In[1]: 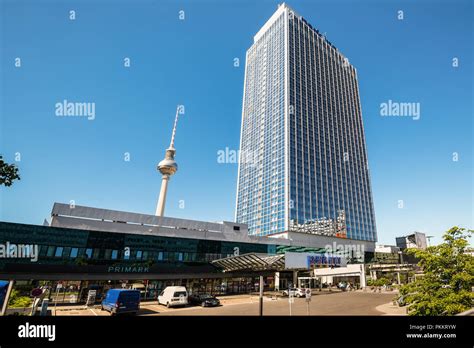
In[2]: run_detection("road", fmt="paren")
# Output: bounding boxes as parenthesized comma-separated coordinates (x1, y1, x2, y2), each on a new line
(57, 291, 400, 316)
(151, 291, 395, 316)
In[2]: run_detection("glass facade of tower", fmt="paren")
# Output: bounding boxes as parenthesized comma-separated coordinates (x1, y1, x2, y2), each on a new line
(236, 4, 377, 242)
(235, 11, 287, 236)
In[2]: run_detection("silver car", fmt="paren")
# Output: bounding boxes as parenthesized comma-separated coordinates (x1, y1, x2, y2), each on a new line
(282, 288, 305, 297)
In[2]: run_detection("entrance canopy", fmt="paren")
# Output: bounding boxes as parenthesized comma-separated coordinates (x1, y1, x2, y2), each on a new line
(212, 252, 347, 273)
(211, 253, 285, 272)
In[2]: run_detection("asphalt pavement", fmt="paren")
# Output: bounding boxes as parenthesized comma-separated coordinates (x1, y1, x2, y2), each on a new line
(55, 290, 401, 316)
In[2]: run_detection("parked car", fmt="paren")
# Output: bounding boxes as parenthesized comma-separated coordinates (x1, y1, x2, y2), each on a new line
(188, 294, 220, 307)
(158, 286, 188, 308)
(282, 288, 305, 297)
(101, 289, 140, 315)
(337, 282, 348, 290)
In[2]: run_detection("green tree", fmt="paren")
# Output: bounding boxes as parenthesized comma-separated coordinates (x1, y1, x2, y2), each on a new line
(8, 289, 32, 308)
(0, 155, 20, 187)
(399, 226, 473, 315)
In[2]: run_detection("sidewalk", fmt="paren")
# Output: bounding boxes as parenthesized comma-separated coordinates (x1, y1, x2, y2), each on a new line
(53, 295, 268, 311)
(46, 289, 347, 312)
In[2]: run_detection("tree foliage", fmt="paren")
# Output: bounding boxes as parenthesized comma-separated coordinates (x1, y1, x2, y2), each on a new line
(0, 155, 20, 187)
(399, 226, 473, 315)
(8, 289, 32, 308)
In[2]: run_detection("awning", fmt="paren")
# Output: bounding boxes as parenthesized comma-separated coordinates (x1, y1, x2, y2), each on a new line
(211, 253, 286, 272)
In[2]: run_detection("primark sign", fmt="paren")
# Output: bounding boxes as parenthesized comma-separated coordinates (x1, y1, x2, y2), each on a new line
(107, 265, 150, 273)
(284, 252, 347, 270)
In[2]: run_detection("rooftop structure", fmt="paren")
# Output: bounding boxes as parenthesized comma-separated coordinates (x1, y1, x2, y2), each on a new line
(395, 232, 427, 251)
(49, 203, 375, 252)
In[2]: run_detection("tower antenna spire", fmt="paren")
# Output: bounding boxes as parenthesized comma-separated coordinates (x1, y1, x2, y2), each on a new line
(169, 106, 180, 149)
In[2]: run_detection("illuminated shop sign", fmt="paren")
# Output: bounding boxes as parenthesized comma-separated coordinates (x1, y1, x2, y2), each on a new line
(107, 266, 150, 273)
(307, 255, 343, 268)
(285, 252, 346, 269)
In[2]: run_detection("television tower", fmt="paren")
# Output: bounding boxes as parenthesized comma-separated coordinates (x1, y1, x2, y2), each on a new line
(155, 106, 180, 216)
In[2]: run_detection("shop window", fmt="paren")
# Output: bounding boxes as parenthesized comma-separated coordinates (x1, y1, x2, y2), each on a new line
(92, 249, 100, 259)
(39, 245, 48, 257)
(70, 248, 79, 258)
(46, 246, 55, 257)
(85, 248, 93, 259)
(104, 249, 112, 259)
(54, 247, 64, 258)
(63, 247, 71, 258)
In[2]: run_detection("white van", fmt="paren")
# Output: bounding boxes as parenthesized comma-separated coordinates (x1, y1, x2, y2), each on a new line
(158, 286, 188, 308)
(130, 283, 146, 297)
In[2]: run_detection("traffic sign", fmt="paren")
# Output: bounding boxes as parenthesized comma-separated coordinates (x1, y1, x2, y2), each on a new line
(305, 289, 312, 315)
(305, 288, 312, 301)
(86, 290, 97, 306)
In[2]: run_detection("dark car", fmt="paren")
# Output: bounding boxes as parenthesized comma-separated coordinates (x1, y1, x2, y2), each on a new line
(188, 294, 220, 307)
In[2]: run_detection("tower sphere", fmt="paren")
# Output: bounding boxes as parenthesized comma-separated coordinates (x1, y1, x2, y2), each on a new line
(158, 157, 178, 176)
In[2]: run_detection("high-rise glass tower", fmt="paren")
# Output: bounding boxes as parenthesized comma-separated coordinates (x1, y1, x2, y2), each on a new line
(235, 3, 377, 242)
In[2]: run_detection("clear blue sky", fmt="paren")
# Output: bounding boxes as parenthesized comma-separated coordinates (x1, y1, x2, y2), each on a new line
(1, 0, 472, 246)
